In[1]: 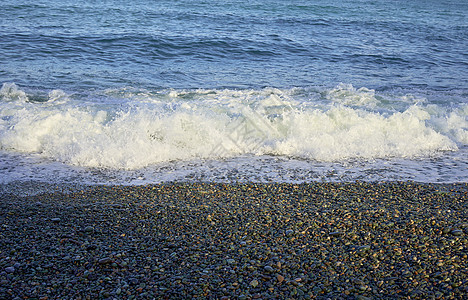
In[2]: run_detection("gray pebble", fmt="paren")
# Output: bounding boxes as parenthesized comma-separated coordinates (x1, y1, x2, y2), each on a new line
(98, 257, 111, 264)
(264, 265, 274, 273)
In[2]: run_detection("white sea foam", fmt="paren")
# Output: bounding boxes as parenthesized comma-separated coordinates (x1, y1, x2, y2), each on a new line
(0, 82, 29, 102)
(0, 83, 465, 170)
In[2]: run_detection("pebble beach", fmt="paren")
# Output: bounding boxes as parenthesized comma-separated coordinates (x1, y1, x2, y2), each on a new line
(0, 182, 467, 300)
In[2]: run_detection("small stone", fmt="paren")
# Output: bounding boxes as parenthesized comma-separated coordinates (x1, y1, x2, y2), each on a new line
(129, 278, 139, 285)
(227, 259, 236, 264)
(276, 274, 285, 283)
(84, 226, 94, 233)
(285, 230, 294, 236)
(5, 267, 15, 273)
(250, 279, 259, 287)
(264, 265, 274, 273)
(329, 231, 343, 237)
(98, 257, 111, 264)
(451, 229, 463, 236)
(238, 295, 247, 300)
(51, 218, 61, 223)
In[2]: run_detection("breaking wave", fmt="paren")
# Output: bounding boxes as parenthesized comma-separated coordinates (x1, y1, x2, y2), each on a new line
(1, 83, 466, 169)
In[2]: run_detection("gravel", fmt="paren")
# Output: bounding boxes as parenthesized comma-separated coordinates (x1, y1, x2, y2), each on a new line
(0, 182, 467, 299)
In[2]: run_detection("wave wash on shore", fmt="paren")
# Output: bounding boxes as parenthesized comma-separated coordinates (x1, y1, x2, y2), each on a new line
(1, 83, 466, 169)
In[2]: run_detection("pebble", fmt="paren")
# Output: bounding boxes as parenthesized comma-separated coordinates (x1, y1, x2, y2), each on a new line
(276, 274, 284, 283)
(5, 267, 15, 273)
(98, 257, 111, 264)
(250, 279, 259, 287)
(264, 265, 274, 273)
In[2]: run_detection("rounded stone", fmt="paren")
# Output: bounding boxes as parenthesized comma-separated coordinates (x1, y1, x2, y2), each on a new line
(250, 279, 259, 287)
(264, 265, 274, 273)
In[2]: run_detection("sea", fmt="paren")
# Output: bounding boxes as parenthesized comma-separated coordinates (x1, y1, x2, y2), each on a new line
(1, 0, 467, 191)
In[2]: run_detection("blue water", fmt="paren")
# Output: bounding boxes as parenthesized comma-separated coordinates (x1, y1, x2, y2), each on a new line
(2, 0, 468, 91)
(1, 0, 467, 187)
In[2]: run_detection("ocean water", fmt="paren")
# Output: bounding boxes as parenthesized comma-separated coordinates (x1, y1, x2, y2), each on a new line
(1, 0, 467, 188)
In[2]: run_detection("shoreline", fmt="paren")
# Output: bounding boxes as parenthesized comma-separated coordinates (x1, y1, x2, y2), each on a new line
(1, 182, 467, 299)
